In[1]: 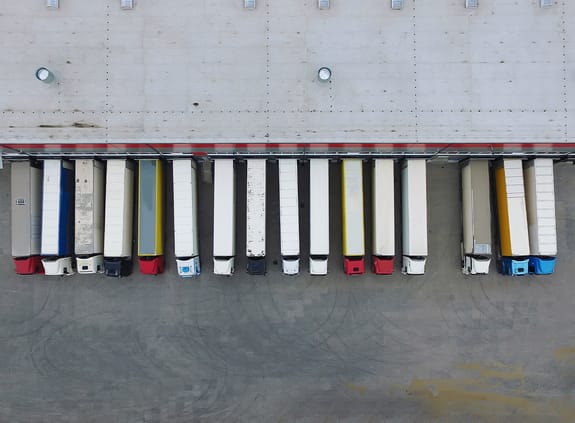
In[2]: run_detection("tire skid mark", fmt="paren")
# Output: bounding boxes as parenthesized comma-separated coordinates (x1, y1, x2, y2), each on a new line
(2, 281, 55, 326)
(0, 309, 60, 341)
(289, 284, 339, 339)
(371, 310, 429, 346)
(247, 280, 356, 376)
(26, 311, 143, 384)
(188, 299, 235, 421)
(132, 328, 181, 382)
(440, 306, 467, 345)
(365, 319, 427, 356)
(285, 286, 353, 371)
(470, 282, 512, 331)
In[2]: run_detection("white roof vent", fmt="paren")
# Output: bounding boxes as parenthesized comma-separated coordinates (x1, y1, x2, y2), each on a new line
(465, 0, 478, 8)
(540, 0, 553, 7)
(121, 0, 133, 9)
(244, 0, 256, 9)
(391, 0, 403, 10)
(46, 0, 58, 9)
(318, 0, 330, 9)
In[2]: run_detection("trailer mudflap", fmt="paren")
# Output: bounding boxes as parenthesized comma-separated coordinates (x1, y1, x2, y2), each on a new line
(14, 256, 43, 275)
(139, 256, 165, 275)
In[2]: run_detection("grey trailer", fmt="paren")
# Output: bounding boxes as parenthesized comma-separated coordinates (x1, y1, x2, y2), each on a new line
(11, 161, 43, 274)
(461, 160, 492, 275)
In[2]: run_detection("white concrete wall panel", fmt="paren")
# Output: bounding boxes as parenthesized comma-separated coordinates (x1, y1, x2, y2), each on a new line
(0, 0, 572, 145)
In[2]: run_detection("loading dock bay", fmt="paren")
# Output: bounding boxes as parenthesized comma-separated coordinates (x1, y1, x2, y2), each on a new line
(0, 160, 574, 421)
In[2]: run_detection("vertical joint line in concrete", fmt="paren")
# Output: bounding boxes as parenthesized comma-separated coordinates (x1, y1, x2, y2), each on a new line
(105, 1, 111, 141)
(329, 81, 334, 112)
(265, 0, 271, 140)
(412, 3, 418, 142)
(561, 1, 568, 141)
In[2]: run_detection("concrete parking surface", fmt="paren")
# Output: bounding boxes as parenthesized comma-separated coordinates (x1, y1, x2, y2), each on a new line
(0, 160, 574, 422)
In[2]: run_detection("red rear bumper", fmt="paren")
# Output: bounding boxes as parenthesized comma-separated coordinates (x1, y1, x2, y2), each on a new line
(14, 256, 43, 275)
(138, 256, 165, 275)
(344, 257, 364, 275)
(372, 257, 394, 275)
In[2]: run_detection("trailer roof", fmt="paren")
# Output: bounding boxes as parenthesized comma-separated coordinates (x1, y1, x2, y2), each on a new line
(0, 1, 573, 149)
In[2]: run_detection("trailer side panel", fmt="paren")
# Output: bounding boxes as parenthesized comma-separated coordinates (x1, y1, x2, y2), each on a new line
(11, 162, 42, 257)
(309, 159, 329, 256)
(138, 160, 164, 256)
(495, 160, 530, 257)
(342, 159, 365, 257)
(213, 159, 236, 258)
(173, 160, 199, 258)
(246, 159, 266, 258)
(524, 159, 557, 256)
(372, 159, 395, 256)
(462, 160, 492, 255)
(401, 159, 428, 257)
(279, 159, 300, 256)
(75, 160, 105, 255)
(104, 160, 134, 258)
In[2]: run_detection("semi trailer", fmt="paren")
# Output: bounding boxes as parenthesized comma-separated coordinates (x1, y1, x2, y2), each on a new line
(104, 159, 135, 277)
(11, 161, 43, 275)
(172, 159, 201, 276)
(524, 158, 557, 275)
(137, 159, 165, 275)
(213, 159, 236, 275)
(279, 159, 300, 275)
(75, 159, 105, 274)
(460, 160, 492, 275)
(246, 159, 267, 275)
(41, 159, 75, 275)
(309, 159, 330, 275)
(341, 159, 365, 275)
(401, 159, 428, 275)
(371, 159, 395, 275)
(494, 159, 530, 276)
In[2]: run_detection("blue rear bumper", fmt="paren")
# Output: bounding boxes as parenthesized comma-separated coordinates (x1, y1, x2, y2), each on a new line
(529, 257, 556, 275)
(501, 257, 529, 276)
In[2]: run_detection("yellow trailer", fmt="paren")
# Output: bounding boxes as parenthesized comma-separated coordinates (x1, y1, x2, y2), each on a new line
(138, 159, 164, 274)
(494, 159, 529, 275)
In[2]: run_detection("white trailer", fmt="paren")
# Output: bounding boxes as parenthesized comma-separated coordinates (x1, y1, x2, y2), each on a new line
(41, 159, 75, 275)
(309, 159, 330, 275)
(75, 159, 105, 274)
(523, 158, 557, 274)
(103, 159, 135, 277)
(401, 159, 428, 275)
(279, 159, 300, 275)
(246, 159, 267, 275)
(342, 159, 365, 275)
(461, 160, 492, 275)
(371, 159, 395, 275)
(213, 159, 236, 275)
(173, 159, 200, 276)
(11, 161, 43, 274)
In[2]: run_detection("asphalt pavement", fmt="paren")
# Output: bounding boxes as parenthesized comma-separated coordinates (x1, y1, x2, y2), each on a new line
(0, 160, 574, 422)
